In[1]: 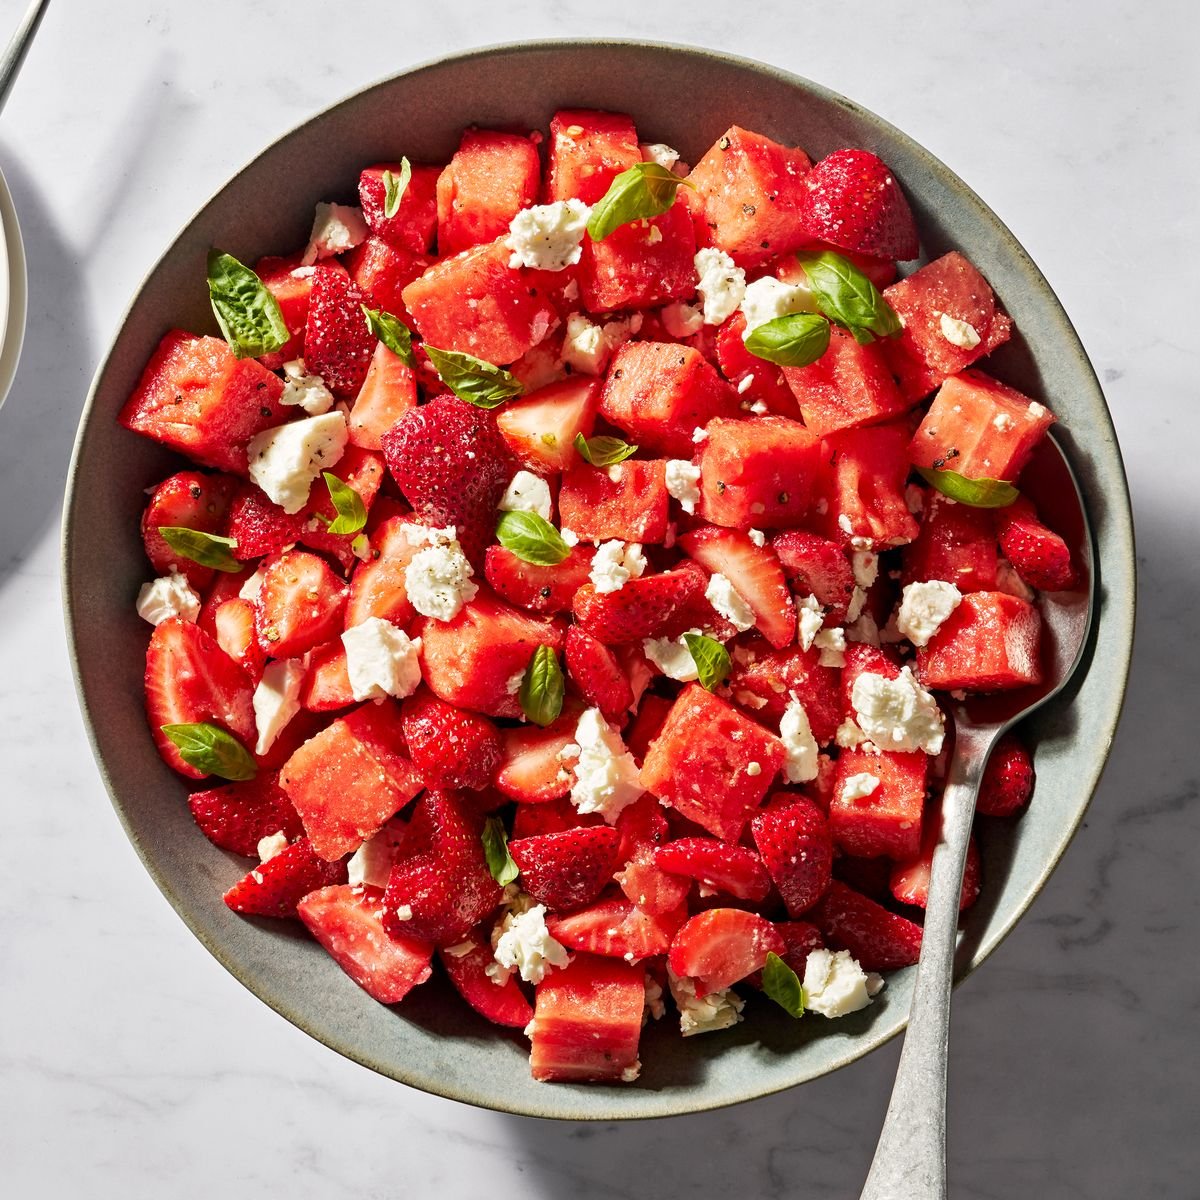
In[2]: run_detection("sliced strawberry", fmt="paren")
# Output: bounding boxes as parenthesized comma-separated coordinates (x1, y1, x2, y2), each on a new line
(996, 496, 1076, 591)
(572, 566, 705, 645)
(298, 884, 433, 1003)
(654, 838, 772, 902)
(299, 640, 355, 712)
(144, 618, 257, 779)
(509, 826, 624, 913)
(303, 264, 377, 400)
(400, 689, 502, 791)
(667, 908, 786, 994)
(678, 526, 796, 649)
(484, 544, 595, 615)
(547, 895, 687, 961)
(511, 796, 604, 839)
(345, 514, 422, 630)
(347, 341, 419, 450)
(223, 837, 348, 919)
(745, 919, 825, 988)
(141, 470, 238, 589)
(492, 706, 581, 804)
(977, 732, 1035, 817)
(211, 597, 267, 680)
(296, 445, 386, 567)
(254, 253, 312, 369)
(255, 549, 348, 658)
(439, 934, 534, 1028)
(564, 626, 634, 722)
(890, 810, 982, 911)
(496, 377, 602, 473)
(188, 772, 304, 857)
(623, 693, 674, 765)
(770, 531, 855, 623)
(811, 880, 923, 971)
(801, 148, 919, 260)
(225, 483, 305, 562)
(750, 795, 834, 917)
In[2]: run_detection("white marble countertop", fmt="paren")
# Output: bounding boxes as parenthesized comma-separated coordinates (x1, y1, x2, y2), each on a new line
(2, 0, 1196, 1195)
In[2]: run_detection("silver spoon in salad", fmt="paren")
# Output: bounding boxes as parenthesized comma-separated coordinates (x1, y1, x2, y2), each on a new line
(859, 432, 1095, 1200)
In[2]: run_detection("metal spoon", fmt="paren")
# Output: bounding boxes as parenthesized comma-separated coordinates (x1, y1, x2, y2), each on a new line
(860, 433, 1095, 1200)
(0, 0, 50, 115)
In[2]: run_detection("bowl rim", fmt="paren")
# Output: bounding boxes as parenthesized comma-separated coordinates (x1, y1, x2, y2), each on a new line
(61, 36, 1136, 1120)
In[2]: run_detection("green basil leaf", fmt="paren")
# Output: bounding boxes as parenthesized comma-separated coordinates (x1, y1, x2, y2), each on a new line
(361, 304, 415, 367)
(320, 471, 368, 535)
(381, 158, 412, 220)
(574, 433, 639, 466)
(496, 510, 571, 566)
(762, 951, 805, 1019)
(160, 723, 257, 781)
(796, 250, 902, 345)
(158, 526, 241, 573)
(423, 345, 523, 409)
(683, 633, 732, 692)
(915, 466, 1020, 509)
(744, 312, 831, 367)
(520, 644, 565, 727)
(586, 162, 695, 242)
(350, 533, 371, 560)
(482, 815, 520, 886)
(206, 250, 289, 359)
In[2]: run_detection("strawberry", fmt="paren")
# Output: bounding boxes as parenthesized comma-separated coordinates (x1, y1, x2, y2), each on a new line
(141, 470, 238, 589)
(299, 641, 355, 712)
(750, 795, 834, 917)
(678, 526, 796, 649)
(623, 693, 674, 765)
(996, 497, 1076, 591)
(770, 531, 855, 623)
(400, 689, 502, 791)
(546, 895, 687, 961)
(223, 837, 348, 919)
(144, 618, 257, 779)
(977, 732, 1035, 817)
(496, 377, 601, 473)
(484, 544, 595, 615)
(255, 549, 348, 658)
(890, 811, 982, 911)
(381, 394, 514, 564)
(298, 884, 433, 1004)
(509, 826, 624, 913)
(611, 794, 691, 915)
(296, 445, 386, 568)
(667, 908, 786, 994)
(511, 797, 604, 839)
(211, 597, 267, 680)
(653, 838, 772, 902)
(225, 483, 305, 562)
(188, 772, 304, 857)
(564, 626, 634, 722)
(801, 148, 919, 261)
(811, 880, 923, 971)
(746, 919, 825, 988)
(492, 705, 582, 804)
(439, 933, 534, 1028)
(358, 162, 440, 254)
(302, 264, 377, 400)
(572, 566, 705, 645)
(344, 515, 422, 630)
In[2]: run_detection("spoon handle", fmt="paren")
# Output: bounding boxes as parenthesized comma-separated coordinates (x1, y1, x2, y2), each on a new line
(859, 724, 995, 1200)
(0, 0, 50, 116)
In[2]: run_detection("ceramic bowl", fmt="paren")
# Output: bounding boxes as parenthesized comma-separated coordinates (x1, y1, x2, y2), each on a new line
(63, 40, 1135, 1120)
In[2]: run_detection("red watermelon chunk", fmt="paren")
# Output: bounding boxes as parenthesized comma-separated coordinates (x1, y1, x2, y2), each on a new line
(714, 312, 801, 418)
(829, 748, 927, 861)
(484, 543, 595, 615)
(437, 128, 541, 255)
(557, 458, 670, 545)
(254, 254, 313, 369)
(141, 470, 238, 590)
(902, 491, 999, 593)
(817, 421, 920, 549)
(579, 201, 697, 312)
(917, 590, 1043, 692)
(725, 636, 841, 744)
(545, 109, 642, 205)
(345, 236, 431, 324)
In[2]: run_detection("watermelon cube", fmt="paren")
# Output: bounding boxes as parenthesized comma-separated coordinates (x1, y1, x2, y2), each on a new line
(714, 312, 801, 418)
(299, 641, 355, 712)
(254, 254, 312, 369)
(557, 458, 670, 545)
(917, 590, 1043, 692)
(641, 684, 786, 841)
(436, 128, 540, 255)
(726, 637, 841, 744)
(817, 421, 920, 548)
(484, 544, 595, 615)
(902, 491, 999, 593)
(600, 341, 739, 456)
(545, 109, 641, 205)
(829, 748, 927, 861)
(347, 342, 418, 450)
(345, 236, 431, 324)
(358, 162, 440, 254)
(495, 376, 601, 472)
(909, 370, 1056, 482)
(697, 415, 822, 529)
(118, 331, 288, 474)
(685, 126, 812, 268)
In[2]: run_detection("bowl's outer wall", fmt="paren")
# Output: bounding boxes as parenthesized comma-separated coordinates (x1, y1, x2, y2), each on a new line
(64, 41, 1134, 1121)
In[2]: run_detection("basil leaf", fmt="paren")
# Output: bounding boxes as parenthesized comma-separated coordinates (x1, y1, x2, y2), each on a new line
(915, 466, 1020, 509)
(796, 250, 902, 345)
(762, 951, 805, 1019)
(586, 162, 695, 241)
(423, 345, 523, 409)
(520, 644, 565, 727)
(683, 633, 732, 692)
(482, 815, 520, 886)
(351, 533, 371, 560)
(381, 158, 412, 220)
(158, 527, 241, 573)
(744, 312, 831, 367)
(320, 472, 367, 535)
(160, 723, 257, 781)
(361, 304, 415, 367)
(206, 250, 289, 359)
(496, 510, 571, 565)
(574, 433, 639, 466)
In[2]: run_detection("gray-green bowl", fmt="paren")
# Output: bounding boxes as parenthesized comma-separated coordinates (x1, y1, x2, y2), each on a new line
(62, 40, 1135, 1120)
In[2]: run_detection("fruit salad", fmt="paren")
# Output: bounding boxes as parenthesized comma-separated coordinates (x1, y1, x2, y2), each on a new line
(118, 109, 1077, 1084)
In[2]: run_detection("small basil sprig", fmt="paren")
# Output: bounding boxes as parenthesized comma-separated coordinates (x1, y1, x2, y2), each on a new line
(795, 250, 901, 345)
(744, 312, 831, 367)
(206, 250, 289, 359)
(683, 633, 732, 692)
(587, 162, 695, 241)
(762, 952, 805, 1018)
(520, 644, 565, 727)
(915, 466, 1020, 509)
(381, 158, 412, 219)
(496, 510, 571, 565)
(161, 723, 257, 781)
(158, 527, 241, 573)
(350, 533, 371, 560)
(361, 304, 415, 367)
(482, 816, 520, 886)
(574, 433, 638, 466)
(423, 346, 523, 409)
(320, 472, 367, 535)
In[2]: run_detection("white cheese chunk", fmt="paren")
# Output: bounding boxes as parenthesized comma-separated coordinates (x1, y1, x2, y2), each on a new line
(780, 696, 819, 783)
(667, 966, 745, 1036)
(301, 202, 368, 265)
(341, 617, 422, 702)
(505, 199, 590, 271)
(851, 667, 945, 755)
(404, 530, 478, 621)
(256, 830, 289, 862)
(842, 772, 881, 801)
(896, 580, 963, 648)
(492, 903, 570, 985)
(252, 658, 305, 755)
(136, 571, 201, 626)
(247, 412, 348, 514)
(739, 276, 816, 337)
(278, 359, 334, 415)
(589, 540, 647, 594)
(705, 572, 755, 631)
(499, 470, 553, 521)
(803, 948, 880, 1018)
(694, 247, 747, 326)
(569, 707, 643, 823)
(938, 312, 981, 350)
(664, 459, 702, 515)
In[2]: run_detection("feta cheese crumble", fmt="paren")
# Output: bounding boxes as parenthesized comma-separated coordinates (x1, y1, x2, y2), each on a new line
(705, 573, 755, 631)
(560, 312, 608, 375)
(257, 830, 289, 863)
(842, 772, 881, 801)
(347, 819, 406, 888)
(692, 426, 709, 444)
(499, 469, 553, 521)
(938, 311, 981, 350)
(505, 199, 590, 271)
(797, 593, 824, 652)
(748, 529, 766, 547)
(252, 658, 305, 755)
(642, 629, 703, 682)
(341, 617, 422, 701)
(667, 967, 745, 1036)
(569, 707, 643, 823)
(492, 903, 570, 985)
(589, 540, 647, 594)
(802, 948, 882, 1018)
(404, 529, 478, 621)
(780, 696, 819, 783)
(661, 301, 704, 338)
(238, 567, 266, 603)
(247, 411, 348, 514)
(664, 459, 702, 515)
(278, 359, 334, 415)
(851, 667, 945, 755)
(136, 571, 201, 626)
(693, 247, 747, 325)
(993, 412, 1016, 433)
(301, 202, 368, 265)
(814, 626, 847, 667)
(896, 580, 962, 648)
(836, 717, 869, 749)
(641, 142, 681, 172)
(739, 276, 815, 338)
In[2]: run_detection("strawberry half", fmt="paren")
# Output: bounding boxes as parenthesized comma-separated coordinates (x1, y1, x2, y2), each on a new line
(484, 544, 595, 615)
(667, 908, 786, 994)
(564, 626, 634, 722)
(225, 483, 305, 562)
(811, 880, 923, 971)
(653, 838, 772, 902)
(745, 919, 825, 988)
(770, 530, 855, 623)
(188, 771, 304, 857)
(572, 566, 705, 645)
(303, 264, 377, 400)
(141, 470, 238, 589)
(890, 810, 982, 912)
(255, 549, 348, 658)
(438, 933, 534, 1028)
(223, 837, 348, 919)
(509, 826, 624, 913)
(400, 689, 502, 791)
(546, 895, 687, 961)
(511, 796, 605, 839)
(977, 732, 1035, 817)
(492, 705, 582, 804)
(996, 497, 1076, 591)
(750, 795, 834, 917)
